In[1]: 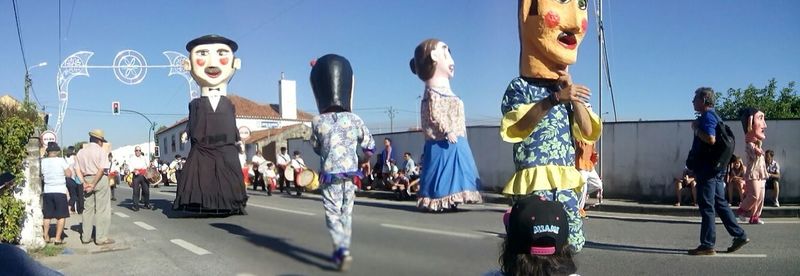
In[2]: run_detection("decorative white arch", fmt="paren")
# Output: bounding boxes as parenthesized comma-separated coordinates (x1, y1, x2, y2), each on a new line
(55, 50, 198, 133)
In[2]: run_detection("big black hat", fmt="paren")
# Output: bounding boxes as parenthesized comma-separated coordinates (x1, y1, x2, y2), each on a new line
(310, 54, 353, 113)
(186, 34, 238, 52)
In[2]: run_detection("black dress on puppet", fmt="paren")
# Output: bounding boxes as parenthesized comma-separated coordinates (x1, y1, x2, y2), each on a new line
(173, 96, 247, 214)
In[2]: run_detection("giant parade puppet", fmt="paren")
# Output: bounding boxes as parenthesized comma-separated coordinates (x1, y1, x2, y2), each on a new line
(737, 108, 768, 224)
(309, 54, 375, 271)
(499, 0, 601, 252)
(173, 34, 248, 215)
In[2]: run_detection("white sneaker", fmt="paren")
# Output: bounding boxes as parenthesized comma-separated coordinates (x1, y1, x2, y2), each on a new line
(338, 251, 352, 272)
(737, 215, 748, 223)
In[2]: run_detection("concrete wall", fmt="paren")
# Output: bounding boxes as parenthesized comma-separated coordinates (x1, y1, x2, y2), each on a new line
(288, 120, 800, 202)
(602, 119, 800, 202)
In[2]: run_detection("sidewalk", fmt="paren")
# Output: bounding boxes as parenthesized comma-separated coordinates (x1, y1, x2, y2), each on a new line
(352, 190, 800, 218)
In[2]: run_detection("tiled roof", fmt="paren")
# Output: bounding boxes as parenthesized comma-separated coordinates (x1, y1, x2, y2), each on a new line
(246, 125, 290, 144)
(228, 94, 314, 120)
(155, 94, 314, 135)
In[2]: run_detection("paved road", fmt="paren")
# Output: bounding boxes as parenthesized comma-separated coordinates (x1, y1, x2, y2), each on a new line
(40, 185, 800, 275)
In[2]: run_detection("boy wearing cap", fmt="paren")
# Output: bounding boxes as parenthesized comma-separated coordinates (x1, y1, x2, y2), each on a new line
(41, 142, 72, 244)
(493, 195, 577, 275)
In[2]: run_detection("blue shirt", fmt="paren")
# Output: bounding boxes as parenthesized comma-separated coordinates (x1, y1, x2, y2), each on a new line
(311, 112, 375, 183)
(689, 109, 722, 173)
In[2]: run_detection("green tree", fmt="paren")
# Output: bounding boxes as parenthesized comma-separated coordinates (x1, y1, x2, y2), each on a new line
(716, 79, 799, 120)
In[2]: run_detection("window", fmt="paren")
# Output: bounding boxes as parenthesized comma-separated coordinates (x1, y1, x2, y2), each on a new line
(171, 134, 176, 152)
(163, 138, 168, 154)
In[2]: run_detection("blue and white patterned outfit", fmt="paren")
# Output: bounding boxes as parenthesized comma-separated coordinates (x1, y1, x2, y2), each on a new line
(500, 77, 602, 252)
(311, 112, 375, 252)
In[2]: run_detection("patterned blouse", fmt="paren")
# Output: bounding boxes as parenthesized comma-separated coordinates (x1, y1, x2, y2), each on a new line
(311, 112, 375, 183)
(499, 77, 602, 193)
(421, 87, 466, 141)
(500, 77, 601, 170)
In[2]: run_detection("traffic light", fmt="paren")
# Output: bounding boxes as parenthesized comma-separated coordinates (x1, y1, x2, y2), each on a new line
(154, 146, 160, 158)
(112, 101, 120, 115)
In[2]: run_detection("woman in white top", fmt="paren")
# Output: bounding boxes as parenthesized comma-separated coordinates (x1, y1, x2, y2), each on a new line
(41, 142, 72, 244)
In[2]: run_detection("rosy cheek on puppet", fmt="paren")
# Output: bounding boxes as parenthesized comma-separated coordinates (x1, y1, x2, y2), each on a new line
(220, 58, 229, 66)
(544, 10, 561, 28)
(196, 59, 206, 66)
(581, 18, 588, 33)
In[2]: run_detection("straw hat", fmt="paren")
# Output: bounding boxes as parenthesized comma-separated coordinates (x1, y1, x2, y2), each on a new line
(89, 129, 107, 142)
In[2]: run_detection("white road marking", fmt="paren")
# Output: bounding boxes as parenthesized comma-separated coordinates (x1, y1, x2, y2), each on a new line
(171, 239, 211, 255)
(133, 221, 157, 231)
(114, 212, 129, 218)
(380, 223, 484, 239)
(248, 203, 316, 216)
(707, 254, 767, 258)
(589, 212, 800, 224)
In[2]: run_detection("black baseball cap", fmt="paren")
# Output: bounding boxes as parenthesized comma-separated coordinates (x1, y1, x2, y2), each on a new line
(505, 195, 570, 256)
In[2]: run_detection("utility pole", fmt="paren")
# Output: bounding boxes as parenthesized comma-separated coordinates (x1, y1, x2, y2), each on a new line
(386, 106, 398, 132)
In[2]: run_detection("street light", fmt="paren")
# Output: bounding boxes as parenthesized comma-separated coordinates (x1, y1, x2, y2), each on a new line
(24, 61, 48, 105)
(28, 62, 48, 71)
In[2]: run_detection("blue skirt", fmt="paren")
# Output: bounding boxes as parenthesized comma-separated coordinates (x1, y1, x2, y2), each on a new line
(418, 137, 483, 211)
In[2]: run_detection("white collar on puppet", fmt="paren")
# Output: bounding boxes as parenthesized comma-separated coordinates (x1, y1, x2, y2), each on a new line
(201, 88, 226, 97)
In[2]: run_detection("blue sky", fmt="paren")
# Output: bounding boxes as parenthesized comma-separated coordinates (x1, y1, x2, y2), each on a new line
(1, 0, 798, 147)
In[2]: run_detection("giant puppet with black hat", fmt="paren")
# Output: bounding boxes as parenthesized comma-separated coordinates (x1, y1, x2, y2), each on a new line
(498, 0, 602, 252)
(173, 34, 247, 215)
(309, 54, 375, 271)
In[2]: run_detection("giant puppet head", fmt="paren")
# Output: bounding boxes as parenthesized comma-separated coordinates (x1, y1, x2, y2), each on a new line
(310, 54, 354, 113)
(739, 107, 767, 142)
(519, 0, 589, 79)
(183, 34, 242, 91)
(410, 38, 454, 82)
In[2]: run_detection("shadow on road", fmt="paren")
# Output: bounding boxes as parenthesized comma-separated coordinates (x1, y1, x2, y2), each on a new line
(209, 223, 334, 271)
(588, 215, 698, 225)
(585, 241, 687, 255)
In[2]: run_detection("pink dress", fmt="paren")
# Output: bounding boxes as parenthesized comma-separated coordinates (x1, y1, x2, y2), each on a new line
(737, 142, 767, 222)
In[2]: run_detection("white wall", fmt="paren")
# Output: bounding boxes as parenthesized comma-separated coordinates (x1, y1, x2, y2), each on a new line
(289, 120, 800, 202)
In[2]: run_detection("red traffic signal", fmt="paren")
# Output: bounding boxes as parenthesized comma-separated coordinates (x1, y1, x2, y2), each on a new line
(112, 101, 120, 115)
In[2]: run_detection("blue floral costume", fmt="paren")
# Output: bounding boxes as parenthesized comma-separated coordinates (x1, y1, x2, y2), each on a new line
(500, 77, 602, 252)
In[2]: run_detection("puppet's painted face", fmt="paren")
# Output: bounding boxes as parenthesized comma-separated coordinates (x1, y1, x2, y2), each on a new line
(519, 0, 588, 78)
(750, 111, 767, 140)
(431, 41, 455, 79)
(186, 43, 240, 87)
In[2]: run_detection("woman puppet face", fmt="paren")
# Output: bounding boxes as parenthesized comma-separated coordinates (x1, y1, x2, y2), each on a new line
(431, 41, 455, 80)
(750, 111, 767, 140)
(519, 0, 588, 77)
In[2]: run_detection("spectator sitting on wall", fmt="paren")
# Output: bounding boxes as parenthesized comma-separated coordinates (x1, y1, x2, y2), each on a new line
(674, 167, 697, 206)
(391, 170, 412, 201)
(764, 149, 781, 207)
(726, 155, 745, 206)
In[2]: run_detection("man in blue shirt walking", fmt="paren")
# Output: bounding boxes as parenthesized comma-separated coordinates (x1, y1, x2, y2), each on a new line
(687, 87, 749, 255)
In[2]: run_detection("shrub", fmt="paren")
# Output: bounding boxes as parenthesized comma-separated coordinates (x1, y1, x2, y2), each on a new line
(0, 102, 42, 243)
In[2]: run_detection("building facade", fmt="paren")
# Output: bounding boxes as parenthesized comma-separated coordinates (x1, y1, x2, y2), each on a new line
(155, 77, 313, 163)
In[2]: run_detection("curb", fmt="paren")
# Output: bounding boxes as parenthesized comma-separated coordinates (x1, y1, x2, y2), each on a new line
(352, 190, 800, 218)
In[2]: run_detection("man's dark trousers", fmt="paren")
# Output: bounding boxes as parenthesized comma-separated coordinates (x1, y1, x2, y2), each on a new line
(132, 174, 150, 207)
(66, 177, 84, 213)
(696, 169, 747, 249)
